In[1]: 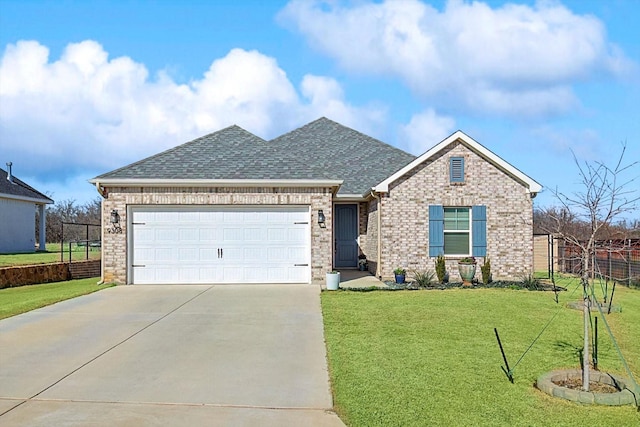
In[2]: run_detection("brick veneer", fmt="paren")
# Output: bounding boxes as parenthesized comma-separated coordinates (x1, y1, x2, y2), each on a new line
(366, 141, 535, 281)
(101, 186, 333, 284)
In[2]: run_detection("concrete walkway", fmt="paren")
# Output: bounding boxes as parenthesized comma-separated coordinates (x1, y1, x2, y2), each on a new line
(0, 285, 345, 426)
(336, 270, 389, 289)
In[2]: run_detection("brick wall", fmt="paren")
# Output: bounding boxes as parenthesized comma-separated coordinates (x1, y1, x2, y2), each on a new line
(69, 260, 102, 280)
(369, 141, 535, 281)
(360, 199, 379, 275)
(101, 186, 333, 284)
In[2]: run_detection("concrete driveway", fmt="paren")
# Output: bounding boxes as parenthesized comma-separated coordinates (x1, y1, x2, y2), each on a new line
(0, 285, 345, 426)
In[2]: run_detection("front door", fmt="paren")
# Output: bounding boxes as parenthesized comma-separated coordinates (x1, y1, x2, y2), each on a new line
(334, 204, 358, 268)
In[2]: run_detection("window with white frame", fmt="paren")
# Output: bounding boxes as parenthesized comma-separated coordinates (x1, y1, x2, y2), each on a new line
(428, 205, 486, 257)
(443, 207, 470, 255)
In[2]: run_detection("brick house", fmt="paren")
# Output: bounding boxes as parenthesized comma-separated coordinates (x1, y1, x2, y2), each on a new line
(90, 118, 541, 285)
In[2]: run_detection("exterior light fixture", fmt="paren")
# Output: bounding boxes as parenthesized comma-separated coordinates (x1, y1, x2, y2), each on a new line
(108, 209, 122, 234)
(318, 209, 326, 228)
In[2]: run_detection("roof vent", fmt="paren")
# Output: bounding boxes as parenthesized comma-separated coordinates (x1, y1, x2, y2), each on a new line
(6, 162, 13, 183)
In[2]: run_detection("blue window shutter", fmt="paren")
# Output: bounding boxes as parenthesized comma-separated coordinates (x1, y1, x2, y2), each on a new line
(429, 205, 444, 256)
(472, 205, 487, 257)
(450, 157, 464, 182)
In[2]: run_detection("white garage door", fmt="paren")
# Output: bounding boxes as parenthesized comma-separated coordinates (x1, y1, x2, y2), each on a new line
(130, 206, 311, 284)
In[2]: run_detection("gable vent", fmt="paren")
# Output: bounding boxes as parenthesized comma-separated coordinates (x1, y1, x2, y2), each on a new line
(450, 157, 464, 183)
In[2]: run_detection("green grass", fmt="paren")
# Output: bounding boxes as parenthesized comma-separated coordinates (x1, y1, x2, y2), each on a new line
(0, 278, 112, 320)
(321, 276, 640, 426)
(0, 243, 101, 267)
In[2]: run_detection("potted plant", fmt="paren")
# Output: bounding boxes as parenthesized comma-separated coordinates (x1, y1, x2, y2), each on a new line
(326, 271, 340, 290)
(394, 267, 406, 284)
(457, 256, 476, 286)
(358, 254, 368, 271)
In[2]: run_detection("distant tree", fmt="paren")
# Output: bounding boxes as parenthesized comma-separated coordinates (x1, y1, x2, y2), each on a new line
(540, 143, 639, 391)
(36, 198, 102, 244)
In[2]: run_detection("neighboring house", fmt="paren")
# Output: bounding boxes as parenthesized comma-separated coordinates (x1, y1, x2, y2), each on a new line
(90, 117, 541, 285)
(0, 163, 54, 253)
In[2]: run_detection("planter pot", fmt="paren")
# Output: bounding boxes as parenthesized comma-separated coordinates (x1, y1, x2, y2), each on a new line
(458, 263, 476, 286)
(394, 274, 406, 284)
(326, 272, 340, 290)
(359, 264, 367, 271)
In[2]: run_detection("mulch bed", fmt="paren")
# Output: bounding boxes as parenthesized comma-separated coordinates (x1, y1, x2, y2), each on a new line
(554, 377, 620, 393)
(381, 281, 566, 291)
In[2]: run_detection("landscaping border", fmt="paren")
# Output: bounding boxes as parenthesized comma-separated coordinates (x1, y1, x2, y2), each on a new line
(536, 369, 637, 406)
(0, 260, 100, 289)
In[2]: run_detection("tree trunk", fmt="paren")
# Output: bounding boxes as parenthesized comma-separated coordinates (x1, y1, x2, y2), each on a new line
(582, 252, 590, 391)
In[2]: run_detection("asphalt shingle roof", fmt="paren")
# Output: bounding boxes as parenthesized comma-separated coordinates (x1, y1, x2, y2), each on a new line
(0, 167, 54, 204)
(94, 117, 417, 195)
(270, 118, 416, 194)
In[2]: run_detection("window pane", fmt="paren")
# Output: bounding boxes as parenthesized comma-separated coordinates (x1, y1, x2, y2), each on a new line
(456, 209, 469, 230)
(444, 208, 469, 231)
(444, 232, 469, 255)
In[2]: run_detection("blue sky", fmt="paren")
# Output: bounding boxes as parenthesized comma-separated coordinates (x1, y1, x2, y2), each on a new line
(1, 0, 638, 215)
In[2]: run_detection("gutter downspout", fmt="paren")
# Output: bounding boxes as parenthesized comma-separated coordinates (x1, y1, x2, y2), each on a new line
(94, 182, 106, 197)
(94, 181, 106, 285)
(370, 190, 382, 278)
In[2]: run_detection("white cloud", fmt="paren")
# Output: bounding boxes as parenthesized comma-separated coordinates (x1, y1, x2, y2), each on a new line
(300, 74, 386, 134)
(279, 0, 635, 117)
(400, 109, 456, 155)
(0, 40, 382, 203)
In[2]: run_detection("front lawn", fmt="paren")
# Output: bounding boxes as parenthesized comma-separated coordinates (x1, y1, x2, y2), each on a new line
(0, 277, 112, 320)
(0, 243, 101, 267)
(322, 278, 640, 426)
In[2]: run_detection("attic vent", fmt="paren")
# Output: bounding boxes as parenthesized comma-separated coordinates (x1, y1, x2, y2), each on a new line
(450, 157, 464, 183)
(6, 162, 13, 183)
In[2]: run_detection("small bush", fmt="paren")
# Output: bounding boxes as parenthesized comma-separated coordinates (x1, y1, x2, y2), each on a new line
(481, 257, 492, 284)
(435, 255, 447, 283)
(412, 270, 437, 288)
(520, 273, 541, 290)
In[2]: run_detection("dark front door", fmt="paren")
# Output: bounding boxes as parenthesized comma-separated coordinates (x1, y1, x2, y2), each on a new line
(334, 204, 358, 268)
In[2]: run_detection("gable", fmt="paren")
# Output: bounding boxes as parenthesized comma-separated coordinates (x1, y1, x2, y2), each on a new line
(374, 130, 541, 196)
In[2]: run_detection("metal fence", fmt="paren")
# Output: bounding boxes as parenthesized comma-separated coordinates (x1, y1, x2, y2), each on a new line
(556, 239, 640, 286)
(60, 222, 101, 263)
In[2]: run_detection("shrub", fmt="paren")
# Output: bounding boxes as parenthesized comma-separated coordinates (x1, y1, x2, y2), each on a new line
(520, 273, 541, 290)
(481, 258, 492, 284)
(394, 267, 406, 275)
(435, 255, 447, 283)
(412, 270, 437, 288)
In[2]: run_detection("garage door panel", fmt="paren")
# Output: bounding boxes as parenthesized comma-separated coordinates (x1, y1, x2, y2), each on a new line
(267, 228, 286, 241)
(155, 212, 178, 223)
(267, 247, 287, 261)
(134, 228, 154, 242)
(199, 228, 220, 241)
(244, 228, 266, 241)
(131, 206, 310, 284)
(179, 228, 199, 241)
(288, 228, 306, 242)
(156, 229, 178, 241)
(178, 248, 198, 261)
(199, 248, 218, 260)
(223, 228, 243, 241)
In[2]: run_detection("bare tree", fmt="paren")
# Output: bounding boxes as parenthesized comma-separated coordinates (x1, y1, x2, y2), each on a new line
(36, 198, 102, 244)
(542, 143, 639, 391)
